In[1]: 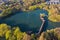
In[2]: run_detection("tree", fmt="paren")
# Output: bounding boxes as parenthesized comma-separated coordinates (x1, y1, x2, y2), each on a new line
(22, 32, 31, 40)
(38, 28, 60, 40)
(29, 5, 37, 10)
(0, 24, 10, 37)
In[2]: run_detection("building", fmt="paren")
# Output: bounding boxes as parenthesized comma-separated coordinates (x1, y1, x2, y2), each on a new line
(0, 0, 4, 4)
(50, 0, 60, 2)
(0, 0, 22, 3)
(2, 0, 9, 2)
(0, 0, 2, 2)
(14, 0, 22, 2)
(46, 0, 60, 4)
(9, 0, 14, 2)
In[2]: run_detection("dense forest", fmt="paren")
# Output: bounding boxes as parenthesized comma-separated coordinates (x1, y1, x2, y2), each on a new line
(0, 23, 35, 40)
(0, 23, 60, 40)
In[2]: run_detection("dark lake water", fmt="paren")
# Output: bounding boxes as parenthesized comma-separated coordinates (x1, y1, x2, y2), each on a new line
(0, 9, 60, 33)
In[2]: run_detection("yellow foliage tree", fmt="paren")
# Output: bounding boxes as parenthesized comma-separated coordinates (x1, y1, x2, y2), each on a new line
(5, 30, 11, 40)
(0, 23, 10, 37)
(29, 5, 37, 10)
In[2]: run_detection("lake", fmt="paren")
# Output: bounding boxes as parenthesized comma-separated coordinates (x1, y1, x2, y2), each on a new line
(0, 9, 60, 33)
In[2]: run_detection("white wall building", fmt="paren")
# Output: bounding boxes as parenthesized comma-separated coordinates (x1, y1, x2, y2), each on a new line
(46, 0, 60, 4)
(0, 0, 22, 3)
(0, 0, 2, 2)
(50, 0, 60, 2)
(0, 0, 4, 4)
